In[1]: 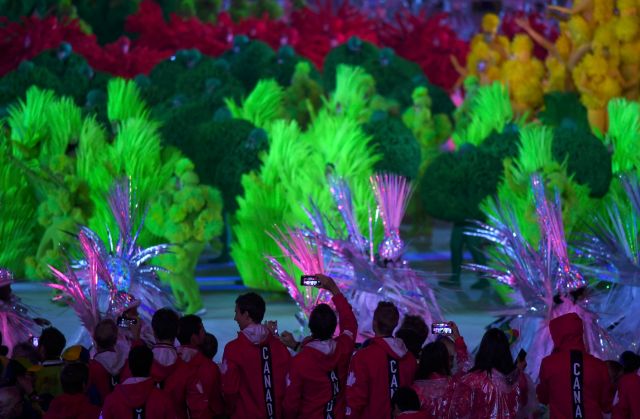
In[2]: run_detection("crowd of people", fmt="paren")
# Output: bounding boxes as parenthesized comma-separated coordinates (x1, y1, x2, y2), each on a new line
(0, 274, 639, 419)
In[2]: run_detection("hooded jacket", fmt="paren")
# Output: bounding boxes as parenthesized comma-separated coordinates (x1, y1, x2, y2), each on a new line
(346, 336, 417, 419)
(283, 293, 358, 419)
(165, 345, 224, 419)
(612, 372, 640, 419)
(88, 348, 127, 406)
(536, 313, 612, 419)
(221, 323, 291, 419)
(43, 393, 100, 419)
(100, 377, 175, 419)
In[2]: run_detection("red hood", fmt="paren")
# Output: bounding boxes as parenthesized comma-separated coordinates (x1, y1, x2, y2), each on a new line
(302, 339, 340, 371)
(372, 336, 410, 359)
(549, 313, 585, 352)
(115, 378, 155, 408)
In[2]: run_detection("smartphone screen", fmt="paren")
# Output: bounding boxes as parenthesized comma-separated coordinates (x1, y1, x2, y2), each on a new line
(300, 275, 321, 286)
(431, 322, 452, 335)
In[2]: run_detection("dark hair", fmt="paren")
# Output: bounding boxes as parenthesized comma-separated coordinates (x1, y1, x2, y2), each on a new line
(417, 341, 451, 379)
(152, 308, 180, 341)
(391, 387, 421, 412)
(619, 351, 640, 373)
(93, 319, 118, 350)
(40, 327, 66, 360)
(12, 341, 40, 364)
(177, 315, 203, 345)
(309, 304, 337, 340)
(396, 315, 428, 358)
(235, 292, 266, 323)
(373, 302, 399, 336)
(201, 333, 219, 360)
(129, 345, 153, 377)
(61, 363, 89, 394)
(472, 328, 515, 376)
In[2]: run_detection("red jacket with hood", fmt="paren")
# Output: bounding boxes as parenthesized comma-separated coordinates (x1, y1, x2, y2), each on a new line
(100, 377, 175, 419)
(283, 293, 358, 419)
(536, 313, 613, 419)
(43, 393, 100, 419)
(612, 372, 640, 419)
(166, 345, 224, 419)
(221, 323, 292, 419)
(345, 336, 417, 419)
(88, 347, 128, 406)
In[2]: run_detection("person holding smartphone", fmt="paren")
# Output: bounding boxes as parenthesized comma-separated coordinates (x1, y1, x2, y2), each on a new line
(281, 274, 358, 419)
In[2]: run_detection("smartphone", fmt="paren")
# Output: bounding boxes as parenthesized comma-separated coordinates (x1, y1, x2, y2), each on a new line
(31, 336, 39, 347)
(301, 275, 321, 287)
(431, 322, 452, 335)
(517, 349, 527, 362)
(117, 316, 138, 329)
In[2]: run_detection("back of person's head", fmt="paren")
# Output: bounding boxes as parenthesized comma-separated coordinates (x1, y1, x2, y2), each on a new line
(417, 340, 451, 379)
(373, 301, 399, 337)
(473, 328, 515, 376)
(152, 308, 180, 342)
(60, 363, 89, 394)
(235, 292, 266, 323)
(0, 386, 22, 419)
(201, 333, 219, 360)
(619, 351, 640, 374)
(395, 315, 428, 358)
(39, 327, 66, 360)
(93, 319, 118, 350)
(129, 345, 153, 378)
(391, 387, 421, 414)
(11, 342, 40, 365)
(309, 304, 338, 340)
(177, 315, 203, 346)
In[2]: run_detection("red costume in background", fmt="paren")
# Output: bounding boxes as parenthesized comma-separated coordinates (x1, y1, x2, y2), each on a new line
(100, 377, 175, 419)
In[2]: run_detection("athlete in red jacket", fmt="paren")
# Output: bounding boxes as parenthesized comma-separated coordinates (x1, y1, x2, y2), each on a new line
(612, 351, 640, 419)
(44, 363, 100, 419)
(221, 292, 292, 419)
(282, 274, 358, 419)
(168, 314, 224, 419)
(101, 345, 176, 419)
(537, 312, 613, 419)
(87, 319, 128, 406)
(346, 301, 418, 419)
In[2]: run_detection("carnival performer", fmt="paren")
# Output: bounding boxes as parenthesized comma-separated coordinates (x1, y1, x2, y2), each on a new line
(0, 268, 46, 356)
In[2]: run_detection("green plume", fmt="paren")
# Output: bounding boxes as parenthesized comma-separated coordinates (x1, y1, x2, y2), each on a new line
(225, 79, 284, 130)
(6, 87, 57, 161)
(107, 78, 149, 123)
(454, 82, 513, 146)
(607, 98, 640, 174)
(325, 65, 376, 122)
(514, 124, 553, 177)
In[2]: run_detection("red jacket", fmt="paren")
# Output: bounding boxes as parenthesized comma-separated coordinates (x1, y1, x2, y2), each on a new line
(101, 377, 176, 419)
(283, 294, 358, 419)
(43, 393, 100, 419)
(167, 345, 224, 419)
(88, 349, 127, 406)
(221, 324, 292, 419)
(396, 412, 428, 418)
(536, 313, 613, 419)
(612, 373, 640, 419)
(346, 336, 418, 419)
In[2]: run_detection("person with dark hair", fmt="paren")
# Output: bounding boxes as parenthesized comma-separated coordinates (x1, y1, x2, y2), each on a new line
(391, 387, 426, 418)
(413, 340, 458, 418)
(201, 333, 218, 361)
(282, 274, 358, 418)
(170, 314, 224, 418)
(222, 292, 291, 418)
(451, 328, 529, 418)
(88, 319, 130, 406)
(395, 316, 429, 360)
(606, 360, 624, 390)
(34, 327, 67, 411)
(536, 313, 612, 419)
(346, 301, 417, 418)
(3, 357, 42, 418)
(149, 308, 180, 386)
(101, 345, 175, 419)
(44, 363, 100, 419)
(612, 351, 640, 419)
